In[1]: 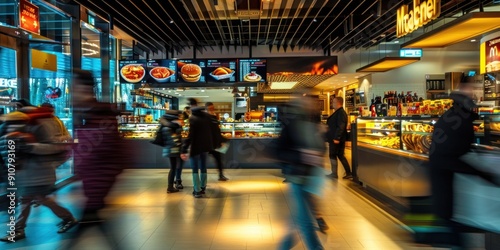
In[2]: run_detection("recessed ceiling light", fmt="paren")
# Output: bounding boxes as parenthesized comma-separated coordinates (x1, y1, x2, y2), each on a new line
(394, 40, 400, 44)
(313, 19, 317, 22)
(201, 89, 205, 92)
(344, 80, 348, 82)
(169, 20, 174, 24)
(470, 39, 477, 42)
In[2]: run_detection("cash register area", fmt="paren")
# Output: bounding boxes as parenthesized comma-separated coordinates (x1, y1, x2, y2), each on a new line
(1, 167, 443, 250)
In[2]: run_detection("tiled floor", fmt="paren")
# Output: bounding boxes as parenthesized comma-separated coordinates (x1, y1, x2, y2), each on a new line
(0, 168, 420, 250)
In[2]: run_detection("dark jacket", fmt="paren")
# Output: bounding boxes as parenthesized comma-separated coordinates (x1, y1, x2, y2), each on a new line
(207, 113, 228, 149)
(160, 117, 183, 157)
(428, 92, 484, 221)
(326, 107, 348, 142)
(182, 107, 214, 156)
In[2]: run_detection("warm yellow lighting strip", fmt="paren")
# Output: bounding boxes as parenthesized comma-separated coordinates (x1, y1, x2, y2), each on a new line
(402, 12, 500, 48)
(356, 57, 421, 72)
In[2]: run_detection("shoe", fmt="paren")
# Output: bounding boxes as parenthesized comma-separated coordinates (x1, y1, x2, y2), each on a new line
(326, 174, 338, 179)
(31, 200, 41, 207)
(167, 188, 179, 193)
(316, 217, 329, 233)
(218, 175, 229, 181)
(175, 180, 183, 189)
(192, 191, 202, 198)
(343, 173, 354, 179)
(0, 231, 25, 242)
(200, 187, 206, 194)
(57, 218, 78, 233)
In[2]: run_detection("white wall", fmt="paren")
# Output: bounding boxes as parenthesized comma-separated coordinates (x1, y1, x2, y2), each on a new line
(337, 45, 480, 100)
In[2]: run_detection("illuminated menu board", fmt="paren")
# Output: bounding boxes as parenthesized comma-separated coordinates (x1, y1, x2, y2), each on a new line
(147, 59, 177, 83)
(119, 60, 147, 84)
(239, 58, 266, 82)
(177, 59, 206, 83)
(205, 59, 237, 82)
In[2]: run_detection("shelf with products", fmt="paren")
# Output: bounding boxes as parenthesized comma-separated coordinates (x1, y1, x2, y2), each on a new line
(118, 123, 159, 139)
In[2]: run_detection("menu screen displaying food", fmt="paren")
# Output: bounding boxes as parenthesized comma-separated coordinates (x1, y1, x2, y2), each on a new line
(206, 59, 237, 82)
(267, 56, 338, 75)
(177, 59, 206, 83)
(484, 73, 500, 100)
(119, 60, 147, 84)
(147, 59, 177, 83)
(239, 59, 266, 82)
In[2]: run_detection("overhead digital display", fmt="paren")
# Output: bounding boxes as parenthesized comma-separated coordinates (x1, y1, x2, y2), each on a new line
(177, 59, 206, 83)
(147, 59, 177, 83)
(206, 59, 237, 82)
(119, 60, 147, 84)
(239, 58, 266, 82)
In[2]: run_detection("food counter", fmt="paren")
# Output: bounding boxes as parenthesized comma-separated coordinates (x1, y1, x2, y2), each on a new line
(117, 122, 281, 168)
(355, 116, 487, 212)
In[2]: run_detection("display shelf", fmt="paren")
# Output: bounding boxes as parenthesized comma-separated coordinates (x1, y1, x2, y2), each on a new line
(358, 128, 399, 132)
(492, 131, 500, 136)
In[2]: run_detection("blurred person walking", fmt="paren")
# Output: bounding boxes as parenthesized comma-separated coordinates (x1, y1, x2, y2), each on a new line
(205, 102, 229, 181)
(181, 98, 213, 198)
(160, 110, 184, 193)
(72, 69, 127, 223)
(276, 97, 326, 250)
(325, 97, 352, 179)
(428, 85, 498, 248)
(0, 104, 77, 242)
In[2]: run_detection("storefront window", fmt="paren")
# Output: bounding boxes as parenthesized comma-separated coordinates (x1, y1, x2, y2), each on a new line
(81, 22, 102, 101)
(0, 0, 17, 28)
(0, 46, 17, 113)
(29, 0, 73, 183)
(110, 35, 117, 101)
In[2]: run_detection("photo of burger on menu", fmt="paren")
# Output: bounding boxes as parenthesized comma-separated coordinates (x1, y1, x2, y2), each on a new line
(177, 59, 206, 83)
(206, 59, 237, 82)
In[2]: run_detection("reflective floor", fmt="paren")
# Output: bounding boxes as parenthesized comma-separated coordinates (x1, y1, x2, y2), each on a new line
(0, 168, 422, 250)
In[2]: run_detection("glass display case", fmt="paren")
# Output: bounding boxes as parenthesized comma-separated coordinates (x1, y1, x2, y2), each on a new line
(222, 122, 281, 138)
(357, 116, 486, 156)
(118, 123, 159, 139)
(119, 121, 281, 140)
(486, 114, 500, 147)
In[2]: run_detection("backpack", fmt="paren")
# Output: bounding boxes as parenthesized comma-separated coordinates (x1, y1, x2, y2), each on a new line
(150, 125, 165, 147)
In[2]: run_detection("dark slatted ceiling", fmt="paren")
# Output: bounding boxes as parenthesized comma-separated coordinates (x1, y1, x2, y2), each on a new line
(74, 0, 495, 54)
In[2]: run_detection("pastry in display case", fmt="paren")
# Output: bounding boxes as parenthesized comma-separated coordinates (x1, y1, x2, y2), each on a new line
(356, 118, 401, 149)
(401, 119, 437, 154)
(487, 115, 500, 146)
(118, 123, 160, 139)
(222, 122, 281, 138)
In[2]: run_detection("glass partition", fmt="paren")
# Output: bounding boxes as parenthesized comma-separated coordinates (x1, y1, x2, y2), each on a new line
(81, 22, 102, 100)
(29, 1, 73, 183)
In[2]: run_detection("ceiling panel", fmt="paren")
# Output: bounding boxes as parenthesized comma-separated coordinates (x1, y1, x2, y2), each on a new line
(74, 0, 496, 53)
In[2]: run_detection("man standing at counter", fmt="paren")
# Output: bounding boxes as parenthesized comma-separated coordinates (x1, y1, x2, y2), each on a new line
(205, 102, 229, 181)
(326, 97, 352, 179)
(181, 98, 214, 198)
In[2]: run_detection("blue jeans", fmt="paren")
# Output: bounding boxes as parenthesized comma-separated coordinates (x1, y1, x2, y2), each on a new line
(190, 152, 208, 192)
(279, 181, 323, 250)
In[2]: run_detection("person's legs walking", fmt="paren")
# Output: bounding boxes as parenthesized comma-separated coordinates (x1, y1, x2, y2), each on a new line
(190, 155, 202, 197)
(211, 150, 228, 181)
(200, 152, 208, 193)
(327, 142, 338, 178)
(37, 195, 77, 233)
(175, 156, 184, 189)
(167, 157, 179, 193)
(336, 141, 352, 179)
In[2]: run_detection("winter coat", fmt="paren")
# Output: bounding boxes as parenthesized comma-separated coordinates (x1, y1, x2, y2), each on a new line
(181, 107, 214, 156)
(207, 113, 228, 149)
(160, 117, 183, 157)
(429, 92, 485, 221)
(0, 108, 71, 194)
(326, 107, 348, 142)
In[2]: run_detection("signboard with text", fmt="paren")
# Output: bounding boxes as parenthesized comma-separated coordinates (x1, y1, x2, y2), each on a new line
(400, 49, 423, 57)
(19, 0, 40, 35)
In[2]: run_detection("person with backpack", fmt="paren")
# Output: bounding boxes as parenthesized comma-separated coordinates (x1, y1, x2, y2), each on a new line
(0, 104, 77, 242)
(159, 110, 185, 193)
(276, 96, 326, 250)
